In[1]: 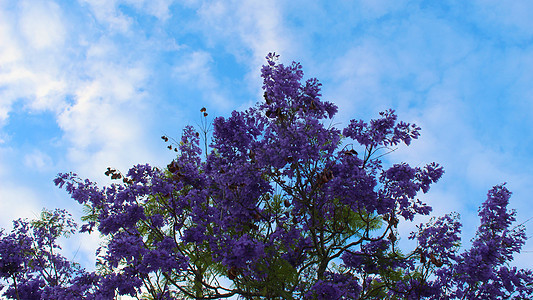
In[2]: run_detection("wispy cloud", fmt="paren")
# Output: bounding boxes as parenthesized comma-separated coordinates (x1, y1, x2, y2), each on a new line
(194, 0, 292, 85)
(23, 150, 53, 171)
(19, 0, 66, 50)
(0, 1, 68, 123)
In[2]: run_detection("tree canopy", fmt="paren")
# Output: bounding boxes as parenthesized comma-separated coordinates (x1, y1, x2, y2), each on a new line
(1, 53, 532, 299)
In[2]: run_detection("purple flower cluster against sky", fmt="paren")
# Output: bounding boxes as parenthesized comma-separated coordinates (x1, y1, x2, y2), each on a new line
(1, 55, 531, 299)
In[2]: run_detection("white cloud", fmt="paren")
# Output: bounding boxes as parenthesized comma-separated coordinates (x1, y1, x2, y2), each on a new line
(196, 0, 292, 78)
(124, 0, 175, 21)
(0, 0, 170, 198)
(173, 51, 231, 110)
(0, 11, 21, 66)
(0, 1, 70, 124)
(24, 150, 53, 171)
(0, 183, 42, 230)
(56, 64, 153, 180)
(79, 0, 133, 33)
(18, 0, 66, 50)
(328, 41, 391, 115)
(80, 0, 175, 33)
(236, 0, 289, 65)
(0, 7, 24, 125)
(60, 230, 102, 272)
(173, 51, 214, 86)
(1, 0, 166, 183)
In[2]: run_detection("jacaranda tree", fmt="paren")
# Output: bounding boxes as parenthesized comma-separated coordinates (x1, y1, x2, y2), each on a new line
(1, 53, 532, 299)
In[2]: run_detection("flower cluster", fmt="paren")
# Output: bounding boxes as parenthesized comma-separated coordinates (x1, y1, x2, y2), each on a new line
(0, 209, 98, 299)
(445, 185, 533, 299)
(1, 54, 531, 299)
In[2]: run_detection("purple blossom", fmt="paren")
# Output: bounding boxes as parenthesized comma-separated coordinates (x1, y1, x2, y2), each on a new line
(410, 212, 462, 264)
(222, 234, 266, 270)
(1, 54, 530, 299)
(305, 280, 342, 300)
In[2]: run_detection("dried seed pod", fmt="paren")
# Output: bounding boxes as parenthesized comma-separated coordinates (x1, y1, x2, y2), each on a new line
(167, 161, 179, 173)
(389, 216, 399, 228)
(228, 266, 239, 280)
(344, 149, 358, 156)
(284, 199, 291, 208)
(430, 253, 443, 267)
(388, 232, 397, 243)
(266, 109, 275, 118)
(263, 92, 272, 104)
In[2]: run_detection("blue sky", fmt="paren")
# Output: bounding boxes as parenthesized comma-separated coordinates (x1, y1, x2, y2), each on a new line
(1, 0, 532, 272)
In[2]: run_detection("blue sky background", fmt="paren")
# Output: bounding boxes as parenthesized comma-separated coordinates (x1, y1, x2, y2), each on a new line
(1, 0, 532, 272)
